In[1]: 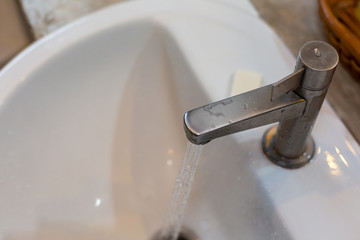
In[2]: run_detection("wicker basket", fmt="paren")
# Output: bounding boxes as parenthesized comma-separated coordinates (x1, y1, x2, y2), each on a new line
(319, 0, 360, 80)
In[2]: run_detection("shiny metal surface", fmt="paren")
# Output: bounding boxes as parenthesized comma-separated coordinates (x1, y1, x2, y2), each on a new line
(295, 41, 339, 90)
(263, 126, 315, 169)
(184, 41, 338, 168)
(184, 85, 306, 145)
(272, 41, 339, 165)
(270, 68, 304, 101)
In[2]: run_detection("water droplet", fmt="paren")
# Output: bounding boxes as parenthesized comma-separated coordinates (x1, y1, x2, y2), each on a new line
(313, 48, 321, 57)
(243, 103, 248, 110)
(228, 120, 232, 124)
(254, 107, 258, 111)
(222, 99, 233, 105)
(204, 105, 212, 111)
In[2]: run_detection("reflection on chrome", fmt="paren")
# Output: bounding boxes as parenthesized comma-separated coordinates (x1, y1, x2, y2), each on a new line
(325, 151, 341, 176)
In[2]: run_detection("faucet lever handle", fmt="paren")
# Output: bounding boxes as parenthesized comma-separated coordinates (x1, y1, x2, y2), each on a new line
(270, 68, 304, 101)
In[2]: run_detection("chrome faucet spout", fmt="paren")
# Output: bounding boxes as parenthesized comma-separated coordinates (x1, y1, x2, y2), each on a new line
(183, 41, 339, 168)
(184, 84, 306, 145)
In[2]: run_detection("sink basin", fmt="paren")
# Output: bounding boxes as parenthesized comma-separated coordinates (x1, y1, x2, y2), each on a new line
(1, 0, 360, 239)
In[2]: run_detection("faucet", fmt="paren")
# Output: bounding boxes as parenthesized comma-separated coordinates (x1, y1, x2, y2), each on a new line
(183, 41, 339, 168)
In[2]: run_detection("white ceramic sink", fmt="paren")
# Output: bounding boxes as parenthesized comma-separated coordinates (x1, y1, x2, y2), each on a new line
(1, 1, 360, 239)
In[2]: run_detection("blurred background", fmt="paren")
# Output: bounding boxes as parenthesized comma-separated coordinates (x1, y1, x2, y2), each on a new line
(1, 0, 359, 142)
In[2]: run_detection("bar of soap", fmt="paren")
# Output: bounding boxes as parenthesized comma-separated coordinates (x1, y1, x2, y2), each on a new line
(230, 70, 263, 96)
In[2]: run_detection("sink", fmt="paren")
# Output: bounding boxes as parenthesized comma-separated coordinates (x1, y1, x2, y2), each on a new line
(1, 0, 360, 239)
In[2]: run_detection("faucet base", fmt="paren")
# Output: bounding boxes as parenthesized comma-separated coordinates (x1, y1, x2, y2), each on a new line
(262, 126, 315, 169)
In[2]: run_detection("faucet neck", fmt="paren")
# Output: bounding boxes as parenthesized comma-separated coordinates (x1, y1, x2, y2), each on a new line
(264, 41, 338, 168)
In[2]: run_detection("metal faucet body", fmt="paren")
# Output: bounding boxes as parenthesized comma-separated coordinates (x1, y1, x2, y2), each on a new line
(183, 41, 339, 168)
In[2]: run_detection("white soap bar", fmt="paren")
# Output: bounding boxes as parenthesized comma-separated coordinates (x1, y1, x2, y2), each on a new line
(230, 70, 262, 96)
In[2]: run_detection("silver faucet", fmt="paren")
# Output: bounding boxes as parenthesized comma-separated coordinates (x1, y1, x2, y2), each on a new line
(183, 41, 339, 168)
